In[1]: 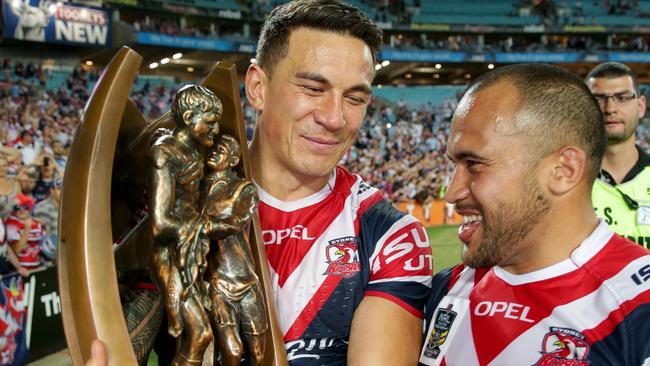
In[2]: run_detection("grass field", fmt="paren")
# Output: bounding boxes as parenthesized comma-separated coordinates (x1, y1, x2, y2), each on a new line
(428, 224, 463, 273)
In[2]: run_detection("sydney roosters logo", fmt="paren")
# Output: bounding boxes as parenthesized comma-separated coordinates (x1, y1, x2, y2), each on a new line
(324, 237, 360, 277)
(534, 327, 590, 365)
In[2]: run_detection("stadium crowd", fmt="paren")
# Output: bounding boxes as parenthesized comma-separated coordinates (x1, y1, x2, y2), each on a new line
(0, 59, 81, 278)
(0, 57, 649, 277)
(343, 96, 458, 204)
(129, 16, 250, 42)
(388, 33, 650, 53)
(122, 15, 650, 54)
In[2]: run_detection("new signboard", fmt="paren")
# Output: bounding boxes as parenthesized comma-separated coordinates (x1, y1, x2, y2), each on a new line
(3, 0, 111, 47)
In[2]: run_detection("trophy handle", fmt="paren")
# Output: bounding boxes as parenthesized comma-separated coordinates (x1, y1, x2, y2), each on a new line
(58, 46, 142, 365)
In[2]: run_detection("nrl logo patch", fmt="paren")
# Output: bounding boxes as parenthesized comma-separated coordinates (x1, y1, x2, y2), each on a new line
(324, 236, 360, 277)
(534, 327, 590, 365)
(423, 304, 457, 360)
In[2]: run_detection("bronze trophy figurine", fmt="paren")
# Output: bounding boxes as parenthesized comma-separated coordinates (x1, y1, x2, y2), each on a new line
(149, 84, 267, 365)
(202, 135, 267, 365)
(58, 47, 286, 365)
(149, 84, 219, 365)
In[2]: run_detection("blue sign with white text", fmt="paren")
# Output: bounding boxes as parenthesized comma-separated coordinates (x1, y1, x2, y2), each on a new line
(378, 50, 592, 63)
(608, 52, 650, 63)
(136, 32, 257, 53)
(2, 0, 111, 47)
(379, 49, 470, 62)
(494, 52, 583, 63)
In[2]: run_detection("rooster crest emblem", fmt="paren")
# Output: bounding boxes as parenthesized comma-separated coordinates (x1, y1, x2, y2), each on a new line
(324, 237, 361, 277)
(534, 327, 590, 366)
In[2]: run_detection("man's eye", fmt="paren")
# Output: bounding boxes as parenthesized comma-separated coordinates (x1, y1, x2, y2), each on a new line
(616, 94, 635, 102)
(466, 160, 481, 171)
(301, 85, 322, 93)
(346, 96, 367, 106)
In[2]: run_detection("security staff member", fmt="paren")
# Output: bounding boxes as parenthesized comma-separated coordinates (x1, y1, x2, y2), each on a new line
(586, 62, 650, 248)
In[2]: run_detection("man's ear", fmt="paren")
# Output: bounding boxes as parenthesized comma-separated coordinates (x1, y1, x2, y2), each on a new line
(638, 94, 646, 120)
(546, 146, 587, 196)
(245, 64, 266, 112)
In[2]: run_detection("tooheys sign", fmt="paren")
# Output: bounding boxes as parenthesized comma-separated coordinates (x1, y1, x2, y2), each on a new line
(2, 0, 111, 47)
(54, 3, 109, 45)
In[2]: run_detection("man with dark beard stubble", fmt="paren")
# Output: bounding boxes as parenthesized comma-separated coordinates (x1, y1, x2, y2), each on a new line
(419, 64, 650, 366)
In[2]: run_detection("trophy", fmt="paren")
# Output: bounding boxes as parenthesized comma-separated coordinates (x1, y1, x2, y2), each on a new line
(57, 46, 287, 365)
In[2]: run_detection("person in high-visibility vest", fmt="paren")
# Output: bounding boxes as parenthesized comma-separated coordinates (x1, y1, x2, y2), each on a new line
(586, 62, 650, 248)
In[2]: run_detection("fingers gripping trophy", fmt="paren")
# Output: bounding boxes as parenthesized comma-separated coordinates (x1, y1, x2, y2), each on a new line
(149, 84, 267, 366)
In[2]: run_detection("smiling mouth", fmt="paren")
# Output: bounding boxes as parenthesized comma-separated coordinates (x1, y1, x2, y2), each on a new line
(303, 136, 340, 149)
(458, 214, 483, 244)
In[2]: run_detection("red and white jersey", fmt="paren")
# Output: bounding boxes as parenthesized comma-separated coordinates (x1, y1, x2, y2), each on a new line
(259, 166, 433, 365)
(421, 221, 650, 366)
(5, 216, 45, 268)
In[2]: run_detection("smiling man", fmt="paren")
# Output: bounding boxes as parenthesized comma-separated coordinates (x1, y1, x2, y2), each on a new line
(245, 1, 433, 364)
(420, 64, 650, 366)
(585, 62, 650, 249)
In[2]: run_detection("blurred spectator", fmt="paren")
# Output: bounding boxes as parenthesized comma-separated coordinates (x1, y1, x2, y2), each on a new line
(51, 140, 68, 173)
(13, 131, 39, 166)
(5, 194, 47, 270)
(0, 156, 21, 219)
(17, 168, 37, 202)
(32, 155, 59, 202)
(0, 214, 28, 277)
(33, 177, 61, 260)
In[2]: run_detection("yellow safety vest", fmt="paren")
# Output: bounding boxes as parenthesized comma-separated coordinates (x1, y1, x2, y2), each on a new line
(592, 166, 650, 249)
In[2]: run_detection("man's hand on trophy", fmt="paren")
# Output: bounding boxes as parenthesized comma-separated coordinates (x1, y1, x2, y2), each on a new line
(84, 340, 107, 366)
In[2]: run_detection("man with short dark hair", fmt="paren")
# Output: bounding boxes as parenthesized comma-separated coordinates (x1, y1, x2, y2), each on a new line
(246, 0, 432, 364)
(585, 62, 650, 248)
(421, 64, 649, 365)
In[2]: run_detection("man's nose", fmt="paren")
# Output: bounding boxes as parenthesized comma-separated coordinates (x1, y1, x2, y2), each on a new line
(601, 98, 617, 115)
(445, 167, 470, 204)
(314, 94, 345, 131)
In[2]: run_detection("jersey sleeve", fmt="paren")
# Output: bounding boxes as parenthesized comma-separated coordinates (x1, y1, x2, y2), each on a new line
(360, 199, 433, 318)
(585, 252, 650, 365)
(625, 302, 650, 366)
